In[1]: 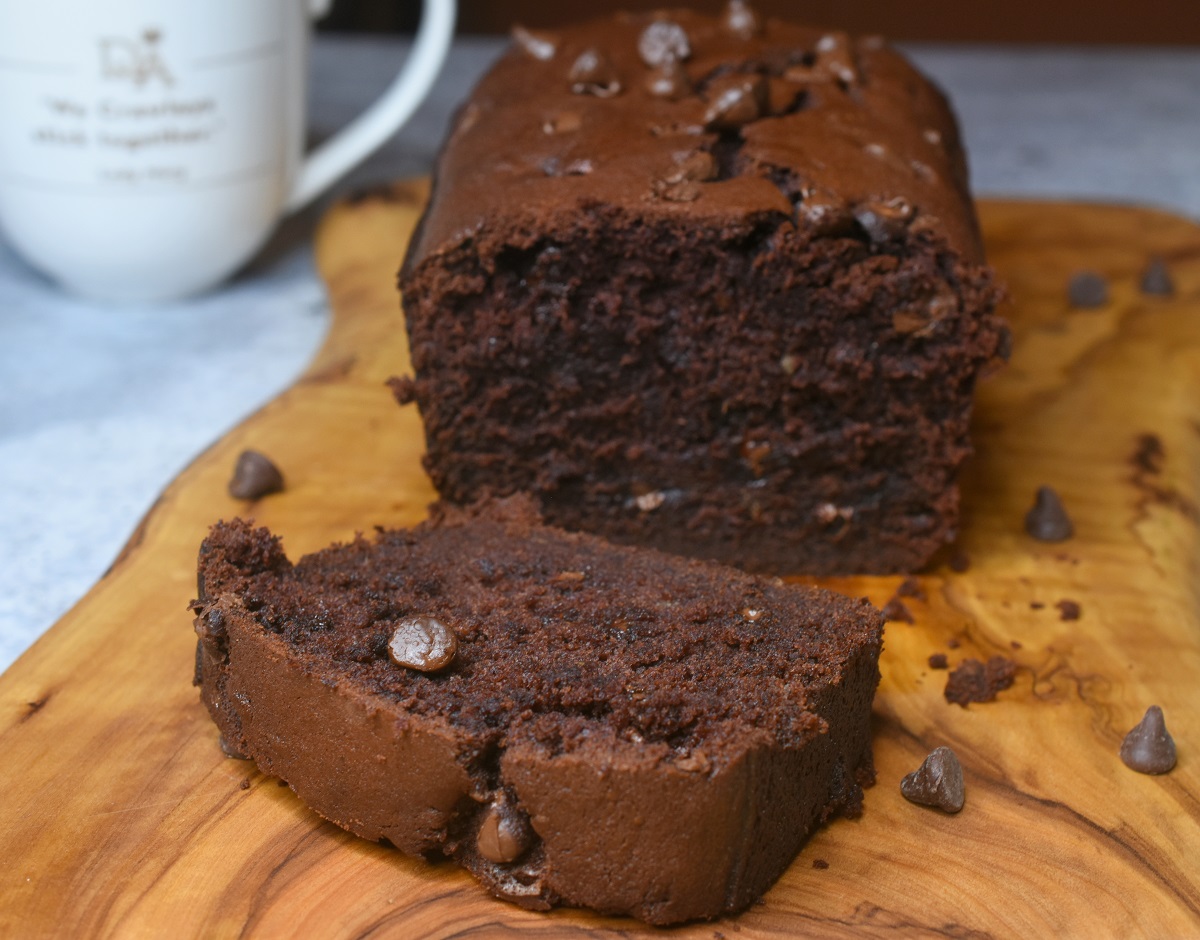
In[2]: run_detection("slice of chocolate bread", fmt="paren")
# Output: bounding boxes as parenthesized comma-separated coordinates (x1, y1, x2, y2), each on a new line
(394, 7, 1008, 575)
(192, 500, 883, 925)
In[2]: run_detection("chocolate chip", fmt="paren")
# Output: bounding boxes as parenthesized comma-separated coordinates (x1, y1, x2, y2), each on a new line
(723, 0, 761, 39)
(900, 746, 965, 813)
(645, 57, 691, 99)
(881, 596, 914, 624)
(219, 734, 249, 760)
(511, 25, 556, 61)
(1140, 257, 1175, 297)
(1120, 705, 1177, 774)
(569, 49, 621, 97)
(1067, 270, 1109, 308)
(665, 149, 717, 184)
(477, 800, 533, 863)
(387, 615, 458, 672)
(944, 656, 1016, 707)
(1055, 599, 1081, 621)
(1024, 486, 1074, 541)
(928, 653, 948, 669)
(638, 20, 691, 68)
(854, 197, 915, 245)
(228, 450, 284, 500)
(674, 749, 711, 773)
(703, 74, 766, 129)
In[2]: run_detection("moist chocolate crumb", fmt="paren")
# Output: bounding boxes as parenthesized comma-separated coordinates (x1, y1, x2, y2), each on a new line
(228, 450, 285, 501)
(948, 551, 971, 573)
(897, 577, 927, 601)
(1067, 270, 1109, 308)
(900, 746, 965, 813)
(881, 596, 914, 624)
(1024, 486, 1074, 541)
(928, 653, 948, 669)
(944, 655, 1016, 707)
(239, 777, 251, 790)
(1120, 705, 1176, 774)
(812, 858, 830, 870)
(388, 615, 459, 673)
(1056, 599, 1081, 621)
(1139, 257, 1175, 298)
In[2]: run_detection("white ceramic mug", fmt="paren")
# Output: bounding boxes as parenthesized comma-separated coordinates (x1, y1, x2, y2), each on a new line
(0, 0, 455, 302)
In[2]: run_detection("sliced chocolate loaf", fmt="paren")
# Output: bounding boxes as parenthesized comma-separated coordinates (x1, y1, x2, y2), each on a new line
(192, 501, 883, 924)
(394, 6, 1008, 575)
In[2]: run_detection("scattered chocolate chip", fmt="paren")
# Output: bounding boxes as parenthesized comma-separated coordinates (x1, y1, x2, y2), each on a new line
(228, 450, 284, 500)
(569, 49, 621, 97)
(1120, 705, 1177, 774)
(542, 110, 582, 134)
(881, 596, 914, 624)
(1139, 257, 1175, 297)
(944, 656, 1016, 707)
(645, 57, 691, 99)
(854, 197, 915, 244)
(901, 746, 965, 813)
(238, 777, 251, 790)
(812, 858, 830, 870)
(703, 73, 767, 129)
(638, 20, 691, 68)
(814, 33, 857, 86)
(1067, 270, 1109, 308)
(897, 577, 926, 601)
(219, 734, 249, 760)
(511, 25, 556, 61)
(723, 0, 761, 39)
(928, 652, 948, 670)
(387, 615, 458, 673)
(477, 800, 533, 864)
(948, 550, 971, 573)
(1024, 486, 1074, 541)
(1056, 599, 1081, 621)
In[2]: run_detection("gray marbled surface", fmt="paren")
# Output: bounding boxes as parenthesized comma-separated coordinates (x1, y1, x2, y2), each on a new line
(2, 36, 1199, 672)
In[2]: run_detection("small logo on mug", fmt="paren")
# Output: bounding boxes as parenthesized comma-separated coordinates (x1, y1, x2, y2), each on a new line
(99, 28, 174, 87)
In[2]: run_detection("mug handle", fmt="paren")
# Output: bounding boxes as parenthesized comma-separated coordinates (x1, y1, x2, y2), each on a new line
(285, 0, 457, 211)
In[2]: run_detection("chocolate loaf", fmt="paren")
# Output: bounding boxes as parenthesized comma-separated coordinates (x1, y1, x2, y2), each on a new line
(394, 7, 1008, 575)
(192, 501, 883, 924)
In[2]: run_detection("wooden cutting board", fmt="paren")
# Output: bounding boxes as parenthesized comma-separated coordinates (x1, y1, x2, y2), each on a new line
(2, 181, 1198, 938)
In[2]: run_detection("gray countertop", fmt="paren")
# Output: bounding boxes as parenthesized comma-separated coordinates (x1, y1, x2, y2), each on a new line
(2, 35, 1199, 673)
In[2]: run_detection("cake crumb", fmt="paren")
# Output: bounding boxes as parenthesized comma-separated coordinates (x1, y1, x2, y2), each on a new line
(239, 778, 251, 790)
(812, 858, 830, 870)
(897, 577, 926, 601)
(928, 652, 948, 669)
(1056, 599, 1081, 621)
(881, 596, 914, 624)
(944, 655, 1016, 707)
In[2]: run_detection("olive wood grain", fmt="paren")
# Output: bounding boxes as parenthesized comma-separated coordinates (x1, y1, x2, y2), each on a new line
(1, 182, 1198, 938)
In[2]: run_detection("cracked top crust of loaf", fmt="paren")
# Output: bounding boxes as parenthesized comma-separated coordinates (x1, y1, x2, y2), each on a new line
(403, 9, 981, 274)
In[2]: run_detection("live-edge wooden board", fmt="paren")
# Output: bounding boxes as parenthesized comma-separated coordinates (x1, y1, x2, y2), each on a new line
(2, 180, 1198, 938)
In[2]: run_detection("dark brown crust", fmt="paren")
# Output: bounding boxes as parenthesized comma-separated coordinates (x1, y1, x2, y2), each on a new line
(192, 507, 883, 924)
(396, 10, 1007, 575)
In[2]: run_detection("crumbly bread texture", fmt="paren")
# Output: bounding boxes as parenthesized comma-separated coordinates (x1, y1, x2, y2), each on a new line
(192, 500, 883, 924)
(394, 8, 1008, 575)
